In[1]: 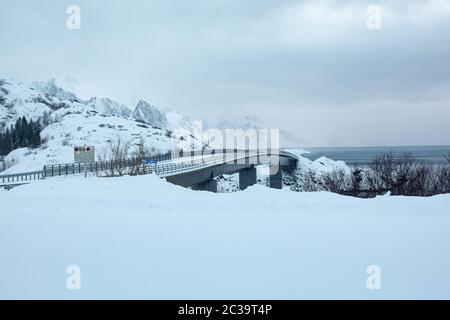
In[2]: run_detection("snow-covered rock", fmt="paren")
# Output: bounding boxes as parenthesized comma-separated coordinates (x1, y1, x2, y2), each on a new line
(30, 79, 79, 102)
(86, 97, 131, 117)
(132, 100, 168, 129)
(307, 156, 350, 174)
(216, 173, 239, 193)
(286, 149, 349, 174)
(280, 149, 352, 192)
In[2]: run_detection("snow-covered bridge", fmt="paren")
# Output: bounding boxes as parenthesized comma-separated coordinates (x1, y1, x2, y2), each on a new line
(163, 149, 298, 192)
(0, 149, 299, 192)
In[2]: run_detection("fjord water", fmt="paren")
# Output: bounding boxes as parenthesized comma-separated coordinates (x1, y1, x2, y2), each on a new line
(302, 145, 450, 167)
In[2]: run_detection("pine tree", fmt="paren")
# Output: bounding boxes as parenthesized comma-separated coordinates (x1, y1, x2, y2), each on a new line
(0, 131, 5, 155)
(0, 117, 43, 156)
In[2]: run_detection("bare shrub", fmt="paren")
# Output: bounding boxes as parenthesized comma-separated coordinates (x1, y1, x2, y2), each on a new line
(365, 152, 419, 195)
(350, 168, 364, 193)
(300, 169, 321, 192)
(128, 136, 150, 176)
(427, 163, 450, 195)
(320, 168, 349, 193)
(284, 168, 319, 192)
(97, 136, 130, 177)
(440, 165, 450, 194)
(366, 152, 397, 191)
(283, 151, 450, 197)
(1, 158, 15, 172)
(364, 151, 450, 197)
(403, 162, 432, 196)
(282, 167, 298, 188)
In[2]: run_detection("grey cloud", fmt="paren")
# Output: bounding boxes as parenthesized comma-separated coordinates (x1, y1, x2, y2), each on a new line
(1, 0, 450, 146)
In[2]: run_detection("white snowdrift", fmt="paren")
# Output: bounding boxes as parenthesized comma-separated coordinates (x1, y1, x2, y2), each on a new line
(1, 174, 450, 299)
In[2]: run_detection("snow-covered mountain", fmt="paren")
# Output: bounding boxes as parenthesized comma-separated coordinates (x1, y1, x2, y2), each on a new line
(0, 79, 74, 132)
(30, 79, 80, 102)
(0, 78, 200, 173)
(132, 100, 168, 129)
(85, 97, 132, 117)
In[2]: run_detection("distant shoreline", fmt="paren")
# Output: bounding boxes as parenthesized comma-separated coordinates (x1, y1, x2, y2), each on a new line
(301, 145, 450, 167)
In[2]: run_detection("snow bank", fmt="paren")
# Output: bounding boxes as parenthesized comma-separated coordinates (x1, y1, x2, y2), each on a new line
(1, 175, 450, 299)
(216, 173, 239, 192)
(287, 148, 350, 174)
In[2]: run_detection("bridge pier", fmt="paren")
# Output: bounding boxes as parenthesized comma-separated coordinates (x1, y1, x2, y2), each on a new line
(191, 179, 218, 193)
(269, 165, 283, 189)
(239, 166, 257, 190)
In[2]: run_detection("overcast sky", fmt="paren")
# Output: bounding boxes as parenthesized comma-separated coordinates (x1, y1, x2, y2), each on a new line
(1, 0, 450, 146)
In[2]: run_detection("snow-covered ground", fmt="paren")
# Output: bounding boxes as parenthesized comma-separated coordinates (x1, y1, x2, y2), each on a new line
(1, 174, 449, 299)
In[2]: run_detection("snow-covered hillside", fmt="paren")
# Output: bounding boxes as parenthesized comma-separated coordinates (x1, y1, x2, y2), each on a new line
(1, 78, 321, 175)
(30, 79, 80, 102)
(3, 111, 197, 173)
(0, 78, 199, 173)
(1, 174, 449, 299)
(0, 79, 60, 131)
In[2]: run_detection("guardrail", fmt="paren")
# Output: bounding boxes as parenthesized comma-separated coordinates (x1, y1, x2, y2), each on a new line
(0, 170, 45, 184)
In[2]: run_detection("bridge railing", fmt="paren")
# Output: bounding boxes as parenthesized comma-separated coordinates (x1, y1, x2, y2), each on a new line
(150, 152, 253, 176)
(42, 152, 173, 178)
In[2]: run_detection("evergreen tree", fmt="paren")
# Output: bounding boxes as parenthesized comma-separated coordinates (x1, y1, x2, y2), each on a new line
(0, 116, 43, 156)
